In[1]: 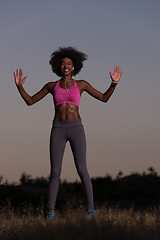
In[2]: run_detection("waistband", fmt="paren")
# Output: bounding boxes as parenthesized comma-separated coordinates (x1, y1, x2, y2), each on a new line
(52, 119, 82, 128)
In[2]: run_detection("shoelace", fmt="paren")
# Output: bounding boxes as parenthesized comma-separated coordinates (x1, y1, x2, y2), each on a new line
(88, 209, 95, 217)
(47, 210, 56, 220)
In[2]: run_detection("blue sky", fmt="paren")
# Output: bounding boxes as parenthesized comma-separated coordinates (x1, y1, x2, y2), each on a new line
(0, 0, 160, 183)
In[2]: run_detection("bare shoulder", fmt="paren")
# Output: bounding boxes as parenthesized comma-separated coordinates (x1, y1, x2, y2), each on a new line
(76, 80, 90, 91)
(45, 81, 57, 94)
(76, 79, 88, 85)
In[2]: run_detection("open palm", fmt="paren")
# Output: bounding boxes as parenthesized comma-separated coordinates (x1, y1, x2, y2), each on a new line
(13, 68, 27, 86)
(109, 65, 123, 83)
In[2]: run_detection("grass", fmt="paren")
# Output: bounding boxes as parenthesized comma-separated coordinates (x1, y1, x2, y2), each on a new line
(1, 203, 160, 240)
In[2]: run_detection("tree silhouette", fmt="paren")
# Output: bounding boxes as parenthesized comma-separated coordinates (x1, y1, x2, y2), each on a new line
(147, 167, 157, 176)
(20, 173, 33, 185)
(116, 171, 123, 179)
(0, 175, 3, 185)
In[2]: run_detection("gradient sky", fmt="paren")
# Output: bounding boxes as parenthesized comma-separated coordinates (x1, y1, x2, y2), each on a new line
(0, 0, 160, 183)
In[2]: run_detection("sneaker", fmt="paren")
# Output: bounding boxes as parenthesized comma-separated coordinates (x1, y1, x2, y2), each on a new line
(47, 210, 56, 220)
(87, 209, 95, 219)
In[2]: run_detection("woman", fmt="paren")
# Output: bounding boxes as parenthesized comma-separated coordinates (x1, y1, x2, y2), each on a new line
(14, 47, 122, 219)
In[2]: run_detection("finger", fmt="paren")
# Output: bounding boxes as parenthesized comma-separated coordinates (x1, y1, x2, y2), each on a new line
(20, 68, 23, 74)
(116, 66, 121, 73)
(16, 68, 18, 76)
(21, 79, 25, 85)
(114, 66, 118, 73)
(116, 65, 119, 72)
(23, 76, 27, 81)
(19, 68, 22, 76)
(21, 76, 27, 85)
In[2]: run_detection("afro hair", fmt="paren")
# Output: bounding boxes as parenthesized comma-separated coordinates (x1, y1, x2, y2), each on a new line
(49, 47, 88, 77)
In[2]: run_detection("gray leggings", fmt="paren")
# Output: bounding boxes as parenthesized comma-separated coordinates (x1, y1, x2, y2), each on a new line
(49, 119, 94, 209)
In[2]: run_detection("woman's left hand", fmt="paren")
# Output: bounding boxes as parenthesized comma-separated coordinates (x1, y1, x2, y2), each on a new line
(109, 65, 123, 83)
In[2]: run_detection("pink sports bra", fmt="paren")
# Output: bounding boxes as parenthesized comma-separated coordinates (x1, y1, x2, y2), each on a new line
(53, 80, 80, 106)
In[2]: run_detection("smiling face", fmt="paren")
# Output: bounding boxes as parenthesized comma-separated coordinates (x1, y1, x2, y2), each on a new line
(60, 57, 74, 76)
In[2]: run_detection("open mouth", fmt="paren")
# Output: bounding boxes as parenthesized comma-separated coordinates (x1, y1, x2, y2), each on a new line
(64, 69, 70, 74)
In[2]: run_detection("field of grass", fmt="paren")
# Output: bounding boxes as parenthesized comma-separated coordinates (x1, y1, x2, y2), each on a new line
(1, 203, 160, 240)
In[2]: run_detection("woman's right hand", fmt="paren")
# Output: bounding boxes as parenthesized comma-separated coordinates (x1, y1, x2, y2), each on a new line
(13, 68, 27, 87)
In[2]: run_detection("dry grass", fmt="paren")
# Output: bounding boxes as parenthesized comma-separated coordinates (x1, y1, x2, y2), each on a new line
(1, 203, 160, 240)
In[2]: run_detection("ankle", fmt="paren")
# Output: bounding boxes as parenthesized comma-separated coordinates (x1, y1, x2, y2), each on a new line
(51, 209, 55, 214)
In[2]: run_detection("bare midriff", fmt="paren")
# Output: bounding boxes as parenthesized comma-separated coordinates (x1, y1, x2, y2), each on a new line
(54, 104, 81, 122)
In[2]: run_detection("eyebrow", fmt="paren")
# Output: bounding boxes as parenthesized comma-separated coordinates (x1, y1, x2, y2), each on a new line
(61, 60, 72, 63)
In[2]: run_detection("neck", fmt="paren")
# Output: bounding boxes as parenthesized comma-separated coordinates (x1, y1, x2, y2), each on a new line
(62, 75, 73, 83)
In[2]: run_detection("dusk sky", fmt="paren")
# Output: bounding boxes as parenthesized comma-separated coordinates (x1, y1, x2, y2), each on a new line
(0, 0, 160, 183)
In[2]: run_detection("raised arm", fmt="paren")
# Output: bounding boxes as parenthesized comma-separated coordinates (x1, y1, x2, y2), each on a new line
(82, 65, 123, 102)
(13, 68, 53, 106)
